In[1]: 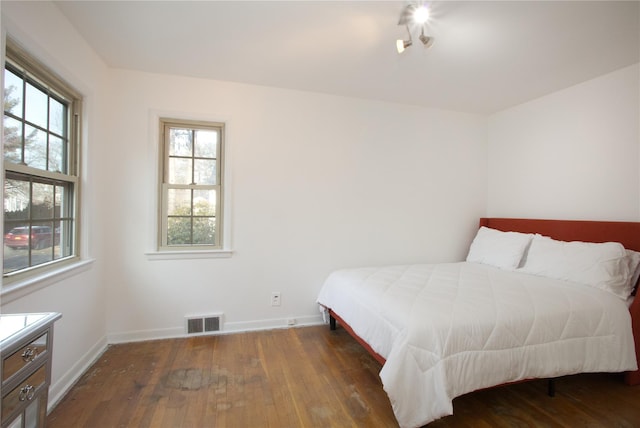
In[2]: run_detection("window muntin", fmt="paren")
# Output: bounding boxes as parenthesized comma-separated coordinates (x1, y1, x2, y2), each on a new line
(160, 120, 224, 250)
(3, 40, 80, 280)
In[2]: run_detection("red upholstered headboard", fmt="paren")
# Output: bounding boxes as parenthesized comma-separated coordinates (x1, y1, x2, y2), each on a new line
(479, 218, 640, 385)
(480, 218, 640, 252)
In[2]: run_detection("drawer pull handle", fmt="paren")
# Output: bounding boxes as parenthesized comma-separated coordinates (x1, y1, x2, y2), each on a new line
(21, 347, 38, 362)
(18, 385, 35, 401)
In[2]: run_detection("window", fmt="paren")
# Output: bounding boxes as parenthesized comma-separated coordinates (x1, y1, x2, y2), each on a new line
(3, 39, 81, 281)
(159, 119, 224, 250)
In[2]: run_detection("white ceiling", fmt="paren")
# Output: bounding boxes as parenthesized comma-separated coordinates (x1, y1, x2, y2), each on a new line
(54, 1, 639, 114)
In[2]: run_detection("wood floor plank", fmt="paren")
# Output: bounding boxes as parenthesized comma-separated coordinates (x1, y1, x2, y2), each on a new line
(48, 325, 640, 427)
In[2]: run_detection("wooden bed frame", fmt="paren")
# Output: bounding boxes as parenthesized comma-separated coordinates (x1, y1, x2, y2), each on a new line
(329, 218, 640, 386)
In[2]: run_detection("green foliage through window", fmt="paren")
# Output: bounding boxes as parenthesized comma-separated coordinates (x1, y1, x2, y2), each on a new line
(160, 119, 224, 249)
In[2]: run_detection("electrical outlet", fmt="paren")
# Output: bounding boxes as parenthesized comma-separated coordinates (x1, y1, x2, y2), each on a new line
(271, 292, 281, 306)
(287, 318, 296, 326)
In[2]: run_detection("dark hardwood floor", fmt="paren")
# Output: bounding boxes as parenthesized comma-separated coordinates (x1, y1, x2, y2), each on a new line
(48, 325, 640, 427)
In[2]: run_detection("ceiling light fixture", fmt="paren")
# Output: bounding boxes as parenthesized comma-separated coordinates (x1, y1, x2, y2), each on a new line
(396, 3, 434, 54)
(396, 24, 413, 54)
(419, 28, 434, 48)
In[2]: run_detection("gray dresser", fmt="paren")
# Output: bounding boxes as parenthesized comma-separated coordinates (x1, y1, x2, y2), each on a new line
(0, 313, 61, 428)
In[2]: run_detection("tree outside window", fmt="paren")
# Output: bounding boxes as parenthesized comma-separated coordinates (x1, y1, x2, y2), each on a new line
(3, 40, 80, 280)
(160, 119, 224, 250)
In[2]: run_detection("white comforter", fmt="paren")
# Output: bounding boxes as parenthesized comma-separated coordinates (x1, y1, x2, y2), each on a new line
(316, 262, 637, 428)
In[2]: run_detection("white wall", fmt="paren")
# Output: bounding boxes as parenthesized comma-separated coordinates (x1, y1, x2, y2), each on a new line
(1, 0, 113, 408)
(103, 69, 488, 340)
(487, 64, 640, 221)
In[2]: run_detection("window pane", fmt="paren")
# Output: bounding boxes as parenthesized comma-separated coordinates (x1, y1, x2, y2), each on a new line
(193, 218, 215, 245)
(52, 220, 62, 259)
(54, 185, 65, 218)
(31, 222, 54, 254)
(49, 98, 65, 135)
(169, 128, 192, 157)
(56, 220, 73, 258)
(4, 224, 31, 249)
(167, 217, 192, 245)
(193, 189, 216, 216)
(32, 182, 54, 219)
(24, 125, 47, 170)
(3, 253, 29, 274)
(3, 223, 30, 274)
(49, 135, 64, 173)
(194, 130, 216, 158)
(4, 179, 29, 218)
(193, 159, 216, 185)
(4, 68, 23, 117)
(4, 115, 23, 164)
(25, 82, 48, 129)
(168, 157, 192, 185)
(167, 188, 191, 215)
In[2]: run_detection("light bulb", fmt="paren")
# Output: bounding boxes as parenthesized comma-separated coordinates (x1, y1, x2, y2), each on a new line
(396, 39, 411, 53)
(413, 6, 430, 24)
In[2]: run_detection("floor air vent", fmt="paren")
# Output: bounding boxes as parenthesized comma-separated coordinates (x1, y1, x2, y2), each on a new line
(185, 314, 223, 335)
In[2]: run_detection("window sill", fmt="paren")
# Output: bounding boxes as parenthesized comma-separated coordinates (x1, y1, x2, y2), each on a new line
(1, 258, 95, 304)
(145, 249, 234, 261)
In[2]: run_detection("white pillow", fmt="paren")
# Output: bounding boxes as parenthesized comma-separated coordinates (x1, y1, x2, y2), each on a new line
(466, 226, 533, 270)
(626, 250, 640, 296)
(519, 234, 631, 299)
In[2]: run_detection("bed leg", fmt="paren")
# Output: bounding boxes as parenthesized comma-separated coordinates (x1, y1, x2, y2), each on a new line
(330, 314, 336, 331)
(547, 379, 555, 397)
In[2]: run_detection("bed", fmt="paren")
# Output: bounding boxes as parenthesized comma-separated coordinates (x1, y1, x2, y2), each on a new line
(316, 218, 640, 428)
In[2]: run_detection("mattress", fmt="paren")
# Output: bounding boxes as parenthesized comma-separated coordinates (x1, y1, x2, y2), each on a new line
(316, 261, 637, 428)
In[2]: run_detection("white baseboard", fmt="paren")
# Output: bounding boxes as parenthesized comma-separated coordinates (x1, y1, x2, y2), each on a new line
(224, 314, 325, 333)
(107, 314, 325, 344)
(107, 326, 184, 344)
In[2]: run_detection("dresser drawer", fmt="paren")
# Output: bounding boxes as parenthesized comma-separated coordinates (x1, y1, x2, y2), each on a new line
(1, 365, 46, 425)
(2, 332, 48, 383)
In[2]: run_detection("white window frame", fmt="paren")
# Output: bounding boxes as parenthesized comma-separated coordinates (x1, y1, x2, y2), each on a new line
(158, 118, 226, 253)
(2, 38, 82, 286)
